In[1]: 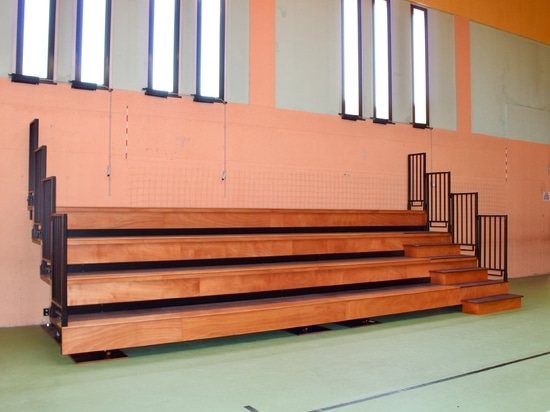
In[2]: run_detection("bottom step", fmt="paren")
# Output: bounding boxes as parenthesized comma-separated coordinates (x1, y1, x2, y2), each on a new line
(60, 284, 461, 355)
(462, 294, 523, 315)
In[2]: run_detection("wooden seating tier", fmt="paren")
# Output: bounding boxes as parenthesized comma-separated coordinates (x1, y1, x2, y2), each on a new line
(45, 207, 513, 356)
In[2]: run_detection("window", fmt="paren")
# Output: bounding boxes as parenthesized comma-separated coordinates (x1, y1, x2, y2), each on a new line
(372, 0, 391, 122)
(75, 0, 111, 88)
(195, 0, 225, 102)
(341, 0, 362, 119)
(15, 0, 56, 81)
(411, 5, 429, 126)
(147, 0, 180, 95)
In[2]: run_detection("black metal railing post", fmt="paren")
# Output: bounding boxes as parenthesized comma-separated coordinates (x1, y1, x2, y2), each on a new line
(28, 119, 39, 219)
(407, 153, 426, 211)
(40, 177, 56, 276)
(425, 171, 451, 231)
(32, 145, 47, 241)
(450, 192, 478, 254)
(477, 215, 508, 281)
(50, 213, 68, 327)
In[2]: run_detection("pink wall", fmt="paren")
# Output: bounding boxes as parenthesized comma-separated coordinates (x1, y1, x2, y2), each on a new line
(0, 5, 549, 326)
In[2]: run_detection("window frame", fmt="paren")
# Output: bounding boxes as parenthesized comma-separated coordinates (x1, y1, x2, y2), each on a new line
(195, 0, 226, 102)
(74, 0, 112, 89)
(146, 0, 181, 97)
(411, 5, 429, 127)
(372, 0, 392, 123)
(14, 0, 57, 83)
(340, 0, 363, 120)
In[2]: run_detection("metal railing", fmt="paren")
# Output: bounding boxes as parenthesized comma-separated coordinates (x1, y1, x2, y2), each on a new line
(27, 118, 48, 241)
(27, 119, 39, 217)
(407, 153, 508, 280)
(408, 153, 426, 211)
(50, 213, 68, 327)
(450, 192, 478, 254)
(478, 215, 508, 280)
(425, 171, 451, 231)
(31, 146, 47, 241)
(40, 177, 56, 275)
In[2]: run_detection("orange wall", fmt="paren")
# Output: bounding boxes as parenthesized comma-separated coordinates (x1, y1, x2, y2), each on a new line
(1, 0, 549, 326)
(417, 0, 550, 46)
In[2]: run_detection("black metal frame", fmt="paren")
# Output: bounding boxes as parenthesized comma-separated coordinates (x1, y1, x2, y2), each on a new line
(407, 152, 508, 280)
(450, 192, 478, 254)
(407, 152, 426, 211)
(40, 177, 56, 276)
(27, 119, 39, 218)
(50, 213, 68, 327)
(33, 146, 47, 239)
(425, 171, 451, 231)
(478, 215, 508, 280)
(31, 146, 47, 241)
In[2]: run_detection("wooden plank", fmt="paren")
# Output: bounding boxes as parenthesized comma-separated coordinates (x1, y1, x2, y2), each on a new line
(66, 232, 451, 265)
(60, 284, 460, 354)
(458, 280, 509, 301)
(430, 267, 488, 284)
(404, 243, 461, 257)
(67, 256, 479, 305)
(462, 294, 522, 315)
(56, 207, 427, 230)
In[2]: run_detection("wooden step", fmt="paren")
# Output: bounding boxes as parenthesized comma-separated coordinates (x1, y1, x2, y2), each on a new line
(430, 267, 488, 284)
(462, 294, 523, 315)
(67, 255, 479, 305)
(404, 243, 461, 257)
(57, 207, 427, 230)
(59, 284, 461, 355)
(457, 280, 510, 300)
(66, 232, 451, 265)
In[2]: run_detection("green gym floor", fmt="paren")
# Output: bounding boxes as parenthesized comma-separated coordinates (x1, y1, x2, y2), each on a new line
(1, 275, 549, 412)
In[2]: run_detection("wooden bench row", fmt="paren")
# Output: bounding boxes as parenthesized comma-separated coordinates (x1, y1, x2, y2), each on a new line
(39, 207, 517, 356)
(61, 281, 509, 355)
(56, 207, 428, 230)
(66, 232, 451, 265)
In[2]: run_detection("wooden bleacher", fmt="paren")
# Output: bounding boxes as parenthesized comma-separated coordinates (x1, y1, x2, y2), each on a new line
(27, 119, 521, 359)
(45, 207, 511, 356)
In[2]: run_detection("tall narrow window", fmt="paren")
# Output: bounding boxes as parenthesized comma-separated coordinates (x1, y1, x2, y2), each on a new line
(341, 0, 362, 119)
(147, 0, 180, 95)
(372, 0, 391, 122)
(15, 0, 56, 81)
(196, 0, 225, 101)
(75, 0, 111, 88)
(411, 5, 429, 126)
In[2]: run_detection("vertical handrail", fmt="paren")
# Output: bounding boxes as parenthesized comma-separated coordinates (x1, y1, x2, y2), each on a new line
(28, 119, 39, 218)
(450, 192, 478, 253)
(50, 213, 68, 327)
(477, 215, 508, 281)
(41, 177, 56, 276)
(407, 153, 426, 211)
(32, 145, 47, 240)
(425, 171, 451, 231)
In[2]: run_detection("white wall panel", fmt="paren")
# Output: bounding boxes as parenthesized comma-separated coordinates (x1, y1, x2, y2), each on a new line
(471, 22, 550, 143)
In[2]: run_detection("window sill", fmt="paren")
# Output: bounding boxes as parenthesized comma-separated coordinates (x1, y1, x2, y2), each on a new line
(10, 73, 56, 85)
(143, 88, 181, 98)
